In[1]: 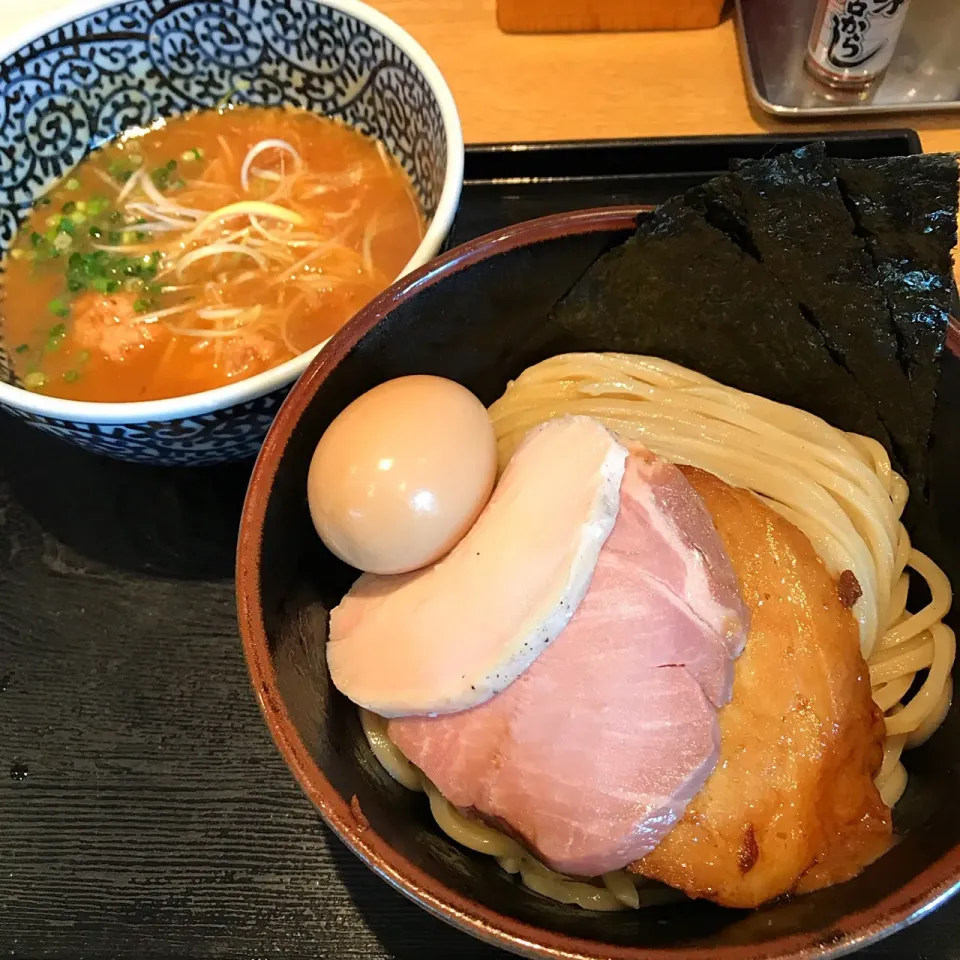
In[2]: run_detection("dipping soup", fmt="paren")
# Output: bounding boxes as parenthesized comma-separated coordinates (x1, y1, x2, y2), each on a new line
(2, 105, 425, 402)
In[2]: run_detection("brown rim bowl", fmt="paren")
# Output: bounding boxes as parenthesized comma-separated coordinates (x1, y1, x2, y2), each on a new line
(236, 206, 960, 960)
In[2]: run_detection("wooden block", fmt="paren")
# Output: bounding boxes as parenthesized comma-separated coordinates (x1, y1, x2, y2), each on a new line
(497, 0, 727, 33)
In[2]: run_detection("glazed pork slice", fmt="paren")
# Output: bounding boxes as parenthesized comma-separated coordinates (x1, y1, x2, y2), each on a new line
(634, 468, 892, 907)
(389, 452, 748, 877)
(327, 416, 627, 717)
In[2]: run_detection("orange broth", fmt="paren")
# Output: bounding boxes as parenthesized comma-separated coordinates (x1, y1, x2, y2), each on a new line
(3, 106, 425, 402)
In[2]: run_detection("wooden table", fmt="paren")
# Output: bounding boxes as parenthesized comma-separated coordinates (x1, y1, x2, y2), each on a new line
(9, 0, 960, 152)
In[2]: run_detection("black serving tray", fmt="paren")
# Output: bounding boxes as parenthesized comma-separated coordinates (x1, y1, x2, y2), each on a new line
(0, 129, 949, 960)
(446, 129, 921, 246)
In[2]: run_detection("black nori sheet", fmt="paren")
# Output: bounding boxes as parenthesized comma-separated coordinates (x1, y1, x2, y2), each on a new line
(709, 144, 923, 486)
(834, 154, 958, 453)
(547, 197, 889, 444)
(684, 176, 753, 257)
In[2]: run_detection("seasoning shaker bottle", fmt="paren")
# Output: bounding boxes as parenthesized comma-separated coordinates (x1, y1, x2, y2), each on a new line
(805, 0, 912, 89)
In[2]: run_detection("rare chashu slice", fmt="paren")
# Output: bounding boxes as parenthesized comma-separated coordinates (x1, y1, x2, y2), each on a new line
(389, 451, 749, 876)
(327, 416, 627, 717)
(633, 467, 892, 907)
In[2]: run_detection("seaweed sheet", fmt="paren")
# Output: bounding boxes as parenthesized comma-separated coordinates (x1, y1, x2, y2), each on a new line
(547, 198, 888, 445)
(834, 154, 958, 449)
(684, 176, 753, 257)
(690, 145, 923, 487)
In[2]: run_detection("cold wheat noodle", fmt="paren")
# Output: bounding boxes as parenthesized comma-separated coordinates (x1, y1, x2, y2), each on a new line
(360, 352, 954, 909)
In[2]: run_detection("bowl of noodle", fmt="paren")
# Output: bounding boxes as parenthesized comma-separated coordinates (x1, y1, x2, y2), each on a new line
(0, 0, 462, 465)
(237, 154, 960, 960)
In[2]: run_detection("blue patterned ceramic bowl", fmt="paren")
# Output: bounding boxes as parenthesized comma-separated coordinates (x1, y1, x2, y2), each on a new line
(0, 0, 463, 465)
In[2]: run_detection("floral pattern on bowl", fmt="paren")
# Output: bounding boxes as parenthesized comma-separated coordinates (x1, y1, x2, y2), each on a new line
(0, 0, 460, 465)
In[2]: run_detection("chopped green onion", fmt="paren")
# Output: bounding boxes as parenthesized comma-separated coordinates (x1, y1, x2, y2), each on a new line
(65, 178, 80, 192)
(107, 231, 122, 245)
(38, 197, 52, 207)
(133, 298, 151, 313)
(108, 159, 133, 184)
(24, 371, 47, 391)
(58, 217, 76, 236)
(14, 344, 29, 354)
(150, 159, 180, 191)
(62, 201, 77, 215)
(215, 77, 252, 109)
(48, 300, 69, 318)
(182, 147, 204, 162)
(30, 232, 43, 248)
(88, 196, 110, 216)
(129, 154, 143, 167)
(63, 369, 80, 383)
(53, 234, 73, 252)
(89, 226, 103, 240)
(63, 249, 164, 305)
(47, 323, 67, 350)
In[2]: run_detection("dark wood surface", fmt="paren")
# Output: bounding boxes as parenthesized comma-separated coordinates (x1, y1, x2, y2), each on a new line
(2, 132, 958, 959)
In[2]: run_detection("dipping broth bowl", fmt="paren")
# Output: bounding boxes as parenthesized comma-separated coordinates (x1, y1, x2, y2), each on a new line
(0, 0, 462, 465)
(236, 206, 960, 960)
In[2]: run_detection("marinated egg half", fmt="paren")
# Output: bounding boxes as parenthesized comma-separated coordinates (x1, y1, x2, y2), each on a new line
(307, 375, 497, 574)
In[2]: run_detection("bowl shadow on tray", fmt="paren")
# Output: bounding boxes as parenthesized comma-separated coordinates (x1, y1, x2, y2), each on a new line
(0, 409, 251, 580)
(253, 217, 960, 956)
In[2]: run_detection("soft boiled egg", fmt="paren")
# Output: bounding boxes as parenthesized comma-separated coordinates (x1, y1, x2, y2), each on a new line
(307, 375, 497, 575)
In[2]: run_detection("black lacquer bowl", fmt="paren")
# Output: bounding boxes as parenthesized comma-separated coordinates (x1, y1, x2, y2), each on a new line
(236, 207, 960, 960)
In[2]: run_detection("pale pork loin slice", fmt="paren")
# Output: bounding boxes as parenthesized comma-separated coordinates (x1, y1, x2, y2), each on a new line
(625, 446, 748, 659)
(327, 416, 628, 717)
(389, 450, 749, 877)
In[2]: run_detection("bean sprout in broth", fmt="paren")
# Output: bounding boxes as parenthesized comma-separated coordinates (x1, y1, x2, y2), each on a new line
(2, 105, 425, 402)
